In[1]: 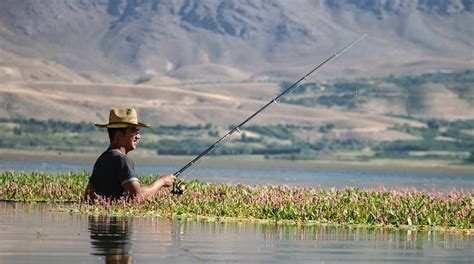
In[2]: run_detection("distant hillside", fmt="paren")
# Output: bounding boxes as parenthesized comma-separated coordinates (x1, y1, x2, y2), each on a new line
(0, 0, 473, 143)
(281, 70, 474, 121)
(0, 0, 472, 82)
(1, 71, 472, 143)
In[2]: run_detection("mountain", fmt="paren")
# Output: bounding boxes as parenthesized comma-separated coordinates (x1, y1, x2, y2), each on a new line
(0, 0, 472, 82)
(0, 0, 472, 140)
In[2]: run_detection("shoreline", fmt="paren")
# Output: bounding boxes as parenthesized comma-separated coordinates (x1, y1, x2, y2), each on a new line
(1, 148, 473, 175)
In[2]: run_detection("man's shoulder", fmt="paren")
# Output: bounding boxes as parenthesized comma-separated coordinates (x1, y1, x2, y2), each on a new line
(99, 149, 124, 158)
(103, 149, 134, 164)
(96, 149, 126, 164)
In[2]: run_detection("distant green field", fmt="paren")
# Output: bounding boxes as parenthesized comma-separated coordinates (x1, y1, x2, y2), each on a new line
(2, 116, 472, 163)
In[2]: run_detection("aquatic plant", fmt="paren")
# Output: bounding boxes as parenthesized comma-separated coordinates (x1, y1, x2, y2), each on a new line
(0, 171, 88, 201)
(0, 171, 472, 229)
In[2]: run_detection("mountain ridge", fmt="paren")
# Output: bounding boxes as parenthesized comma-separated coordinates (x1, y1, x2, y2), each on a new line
(0, 0, 472, 82)
(0, 0, 472, 137)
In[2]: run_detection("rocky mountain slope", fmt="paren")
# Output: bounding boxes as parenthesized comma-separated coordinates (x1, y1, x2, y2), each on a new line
(0, 0, 472, 140)
(0, 0, 472, 82)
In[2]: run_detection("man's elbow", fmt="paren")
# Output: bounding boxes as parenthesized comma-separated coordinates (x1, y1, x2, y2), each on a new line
(125, 189, 141, 200)
(123, 181, 145, 200)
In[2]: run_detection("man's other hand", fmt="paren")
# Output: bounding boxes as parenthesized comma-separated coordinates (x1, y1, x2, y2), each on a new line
(157, 174, 177, 187)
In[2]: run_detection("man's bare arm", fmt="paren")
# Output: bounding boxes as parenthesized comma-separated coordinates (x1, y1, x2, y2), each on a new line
(123, 174, 176, 200)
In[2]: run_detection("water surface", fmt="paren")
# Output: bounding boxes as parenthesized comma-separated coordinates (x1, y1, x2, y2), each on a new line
(0, 202, 472, 263)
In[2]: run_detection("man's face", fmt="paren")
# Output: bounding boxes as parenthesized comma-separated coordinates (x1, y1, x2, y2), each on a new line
(119, 127, 141, 153)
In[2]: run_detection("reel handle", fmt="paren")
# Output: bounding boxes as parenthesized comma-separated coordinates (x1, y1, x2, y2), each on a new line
(171, 180, 186, 195)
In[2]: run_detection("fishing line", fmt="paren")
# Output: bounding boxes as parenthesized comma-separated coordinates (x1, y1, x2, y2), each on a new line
(171, 34, 367, 194)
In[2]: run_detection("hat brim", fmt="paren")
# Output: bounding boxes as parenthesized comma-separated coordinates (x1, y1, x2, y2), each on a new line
(95, 122, 151, 128)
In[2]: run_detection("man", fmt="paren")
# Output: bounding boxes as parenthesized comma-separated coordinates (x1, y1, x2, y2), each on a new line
(84, 108, 176, 201)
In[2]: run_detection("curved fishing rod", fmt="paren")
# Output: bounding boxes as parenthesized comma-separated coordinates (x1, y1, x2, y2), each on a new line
(172, 34, 367, 194)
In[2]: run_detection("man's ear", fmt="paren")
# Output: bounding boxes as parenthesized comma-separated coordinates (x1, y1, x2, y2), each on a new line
(112, 129, 124, 143)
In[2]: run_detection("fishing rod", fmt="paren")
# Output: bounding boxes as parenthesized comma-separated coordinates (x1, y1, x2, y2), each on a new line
(171, 34, 367, 194)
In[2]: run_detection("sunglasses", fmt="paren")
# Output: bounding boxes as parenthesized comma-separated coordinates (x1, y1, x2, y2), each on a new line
(128, 128, 140, 134)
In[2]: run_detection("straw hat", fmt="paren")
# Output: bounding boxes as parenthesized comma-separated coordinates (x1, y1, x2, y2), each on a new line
(95, 108, 151, 128)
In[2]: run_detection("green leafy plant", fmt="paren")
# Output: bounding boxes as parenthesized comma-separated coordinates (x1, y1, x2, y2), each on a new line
(1, 171, 471, 229)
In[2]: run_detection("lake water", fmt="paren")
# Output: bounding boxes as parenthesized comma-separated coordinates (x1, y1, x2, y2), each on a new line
(0, 202, 472, 263)
(1, 159, 473, 192)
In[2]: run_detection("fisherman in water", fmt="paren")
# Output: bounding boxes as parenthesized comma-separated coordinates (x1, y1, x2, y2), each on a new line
(84, 108, 176, 201)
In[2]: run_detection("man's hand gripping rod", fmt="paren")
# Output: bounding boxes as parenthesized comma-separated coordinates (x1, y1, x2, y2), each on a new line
(171, 34, 367, 194)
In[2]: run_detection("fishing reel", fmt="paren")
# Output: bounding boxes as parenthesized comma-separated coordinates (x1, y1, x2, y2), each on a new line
(171, 181, 186, 195)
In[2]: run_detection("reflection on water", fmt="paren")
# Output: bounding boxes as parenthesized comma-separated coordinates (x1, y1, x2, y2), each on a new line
(0, 202, 472, 263)
(89, 216, 133, 264)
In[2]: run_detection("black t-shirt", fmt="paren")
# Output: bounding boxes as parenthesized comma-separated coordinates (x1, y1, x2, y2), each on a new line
(89, 149, 139, 199)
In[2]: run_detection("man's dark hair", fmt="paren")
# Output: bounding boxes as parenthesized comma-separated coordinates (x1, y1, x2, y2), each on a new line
(107, 128, 128, 142)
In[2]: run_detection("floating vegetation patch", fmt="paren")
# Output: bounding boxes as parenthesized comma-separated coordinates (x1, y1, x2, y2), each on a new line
(0, 171, 472, 230)
(0, 171, 88, 201)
